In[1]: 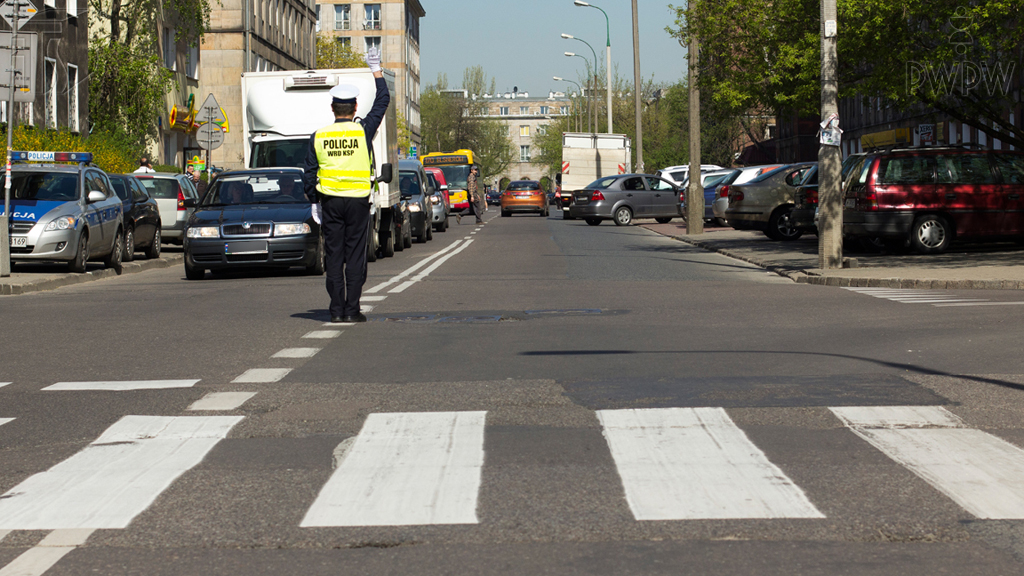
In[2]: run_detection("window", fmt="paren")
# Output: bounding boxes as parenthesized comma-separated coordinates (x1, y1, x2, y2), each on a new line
(560, 106, 568, 114)
(44, 58, 56, 129)
(334, 4, 349, 30)
(499, 106, 509, 116)
(993, 155, 1024, 184)
(365, 36, 381, 55)
(315, 4, 321, 32)
(186, 43, 199, 79)
(43, 0, 55, 6)
(879, 155, 937, 185)
(520, 125, 530, 137)
(520, 106, 528, 115)
(540, 106, 549, 115)
(645, 177, 674, 191)
(163, 27, 176, 70)
(938, 154, 995, 184)
(364, 4, 381, 30)
(520, 145, 530, 162)
(67, 64, 79, 132)
(67, 0, 77, 19)
(336, 37, 351, 49)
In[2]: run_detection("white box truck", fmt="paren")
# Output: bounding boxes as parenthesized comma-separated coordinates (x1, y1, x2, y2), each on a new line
(240, 68, 402, 259)
(557, 132, 632, 219)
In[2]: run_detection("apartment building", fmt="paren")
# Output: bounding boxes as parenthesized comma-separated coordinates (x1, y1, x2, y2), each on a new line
(200, 0, 317, 169)
(479, 91, 572, 182)
(315, 0, 425, 148)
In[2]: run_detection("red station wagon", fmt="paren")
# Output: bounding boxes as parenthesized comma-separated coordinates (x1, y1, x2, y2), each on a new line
(843, 147, 1024, 253)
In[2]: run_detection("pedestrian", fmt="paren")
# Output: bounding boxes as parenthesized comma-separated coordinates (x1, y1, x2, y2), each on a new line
(455, 165, 483, 224)
(187, 166, 208, 202)
(302, 46, 390, 324)
(134, 157, 155, 174)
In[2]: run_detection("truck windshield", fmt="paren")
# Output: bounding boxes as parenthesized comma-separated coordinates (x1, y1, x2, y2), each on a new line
(3, 172, 79, 201)
(437, 166, 470, 190)
(251, 140, 308, 169)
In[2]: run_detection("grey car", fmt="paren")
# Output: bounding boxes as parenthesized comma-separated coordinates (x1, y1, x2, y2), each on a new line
(5, 158, 125, 273)
(398, 159, 435, 244)
(725, 163, 816, 240)
(425, 170, 450, 232)
(568, 174, 681, 226)
(134, 172, 199, 244)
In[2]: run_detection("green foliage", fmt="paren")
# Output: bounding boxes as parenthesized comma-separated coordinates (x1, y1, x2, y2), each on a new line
(316, 34, 368, 68)
(396, 110, 413, 157)
(2, 126, 137, 174)
(152, 164, 181, 173)
(89, 41, 174, 151)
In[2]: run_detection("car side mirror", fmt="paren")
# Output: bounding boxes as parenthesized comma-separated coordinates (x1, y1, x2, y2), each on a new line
(379, 163, 393, 184)
(440, 184, 448, 191)
(183, 198, 197, 208)
(87, 190, 105, 203)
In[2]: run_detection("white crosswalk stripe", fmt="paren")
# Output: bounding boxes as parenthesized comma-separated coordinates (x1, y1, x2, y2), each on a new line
(0, 415, 242, 530)
(831, 406, 1024, 519)
(598, 407, 824, 520)
(0, 418, 13, 428)
(843, 287, 988, 305)
(301, 411, 487, 527)
(42, 380, 200, 391)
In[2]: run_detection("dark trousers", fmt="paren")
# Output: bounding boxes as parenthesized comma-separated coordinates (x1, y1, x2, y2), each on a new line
(321, 195, 370, 318)
(458, 195, 483, 222)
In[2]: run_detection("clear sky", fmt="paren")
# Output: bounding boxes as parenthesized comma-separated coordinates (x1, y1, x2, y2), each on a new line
(419, 1, 688, 96)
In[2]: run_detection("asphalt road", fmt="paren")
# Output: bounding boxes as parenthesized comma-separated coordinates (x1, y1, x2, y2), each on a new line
(2, 211, 1024, 575)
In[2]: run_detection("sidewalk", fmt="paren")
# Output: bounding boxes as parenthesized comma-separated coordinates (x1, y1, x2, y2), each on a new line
(642, 221, 1024, 290)
(0, 253, 183, 295)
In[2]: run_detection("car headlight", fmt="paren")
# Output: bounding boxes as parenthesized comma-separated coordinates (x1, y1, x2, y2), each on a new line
(274, 223, 311, 236)
(187, 226, 220, 238)
(44, 216, 76, 231)
(408, 204, 421, 212)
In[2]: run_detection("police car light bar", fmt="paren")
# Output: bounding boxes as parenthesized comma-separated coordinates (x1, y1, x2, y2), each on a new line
(11, 151, 94, 163)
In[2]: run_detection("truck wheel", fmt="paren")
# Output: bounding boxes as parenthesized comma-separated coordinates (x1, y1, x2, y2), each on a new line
(103, 228, 124, 274)
(910, 214, 951, 254)
(394, 220, 405, 252)
(366, 221, 378, 263)
(613, 206, 633, 226)
(382, 220, 396, 257)
(68, 232, 89, 273)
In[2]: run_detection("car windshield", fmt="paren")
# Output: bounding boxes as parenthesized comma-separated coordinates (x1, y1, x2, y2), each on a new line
(703, 173, 731, 188)
(749, 166, 789, 183)
(507, 181, 538, 191)
(437, 165, 470, 190)
(3, 172, 79, 201)
(202, 173, 307, 206)
(585, 176, 619, 189)
(399, 171, 422, 196)
(137, 177, 180, 199)
(251, 140, 309, 169)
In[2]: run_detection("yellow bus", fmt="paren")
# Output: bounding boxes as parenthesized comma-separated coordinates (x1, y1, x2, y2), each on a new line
(421, 149, 475, 210)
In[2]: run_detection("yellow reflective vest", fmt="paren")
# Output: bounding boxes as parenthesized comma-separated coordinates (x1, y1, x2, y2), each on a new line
(313, 120, 373, 198)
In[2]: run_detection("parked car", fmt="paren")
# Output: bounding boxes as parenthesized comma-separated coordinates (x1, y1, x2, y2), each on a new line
(712, 165, 783, 223)
(679, 169, 738, 225)
(500, 180, 549, 217)
(109, 174, 162, 261)
(656, 164, 725, 187)
(5, 152, 124, 273)
(725, 163, 817, 240)
(843, 146, 1024, 254)
(792, 154, 868, 234)
(424, 171, 450, 233)
(182, 168, 323, 280)
(569, 174, 680, 226)
(398, 159, 434, 243)
(135, 172, 200, 245)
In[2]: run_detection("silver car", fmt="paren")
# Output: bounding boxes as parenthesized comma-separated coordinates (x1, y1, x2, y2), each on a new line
(5, 160, 124, 273)
(568, 174, 681, 226)
(134, 173, 199, 244)
(711, 164, 784, 222)
(425, 171, 450, 232)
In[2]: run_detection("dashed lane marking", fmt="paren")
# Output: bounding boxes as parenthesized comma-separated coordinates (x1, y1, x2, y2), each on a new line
(272, 348, 321, 359)
(304, 330, 343, 339)
(933, 301, 1024, 307)
(42, 380, 200, 392)
(187, 392, 257, 411)
(0, 530, 7, 543)
(362, 304, 375, 312)
(362, 295, 387, 302)
(389, 239, 475, 294)
(0, 529, 94, 576)
(0, 418, 12, 428)
(322, 322, 354, 327)
(366, 239, 469, 294)
(231, 369, 291, 383)
(0, 382, 10, 389)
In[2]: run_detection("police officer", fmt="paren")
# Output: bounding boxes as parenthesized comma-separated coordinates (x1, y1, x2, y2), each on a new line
(303, 47, 390, 323)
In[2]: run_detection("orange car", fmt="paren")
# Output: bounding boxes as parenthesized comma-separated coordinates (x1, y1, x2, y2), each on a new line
(500, 180, 549, 217)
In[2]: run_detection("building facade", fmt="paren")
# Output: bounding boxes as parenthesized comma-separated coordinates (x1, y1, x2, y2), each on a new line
(315, 0, 424, 149)
(478, 91, 572, 184)
(200, 0, 317, 170)
(3, 1, 88, 136)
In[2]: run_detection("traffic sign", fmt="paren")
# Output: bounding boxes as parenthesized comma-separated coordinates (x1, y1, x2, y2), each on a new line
(0, 0, 37, 30)
(194, 93, 226, 124)
(196, 122, 225, 150)
(0, 31, 35, 103)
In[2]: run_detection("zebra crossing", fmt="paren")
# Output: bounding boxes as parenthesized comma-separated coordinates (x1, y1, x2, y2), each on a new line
(4, 405, 1024, 533)
(843, 287, 991, 305)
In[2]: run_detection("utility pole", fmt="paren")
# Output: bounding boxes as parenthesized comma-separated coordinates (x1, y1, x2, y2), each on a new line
(686, 19, 703, 234)
(630, 0, 643, 172)
(818, 0, 842, 268)
(1, 4, 20, 278)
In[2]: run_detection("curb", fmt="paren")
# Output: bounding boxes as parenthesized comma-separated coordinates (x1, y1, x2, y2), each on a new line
(669, 235, 1024, 291)
(0, 254, 183, 296)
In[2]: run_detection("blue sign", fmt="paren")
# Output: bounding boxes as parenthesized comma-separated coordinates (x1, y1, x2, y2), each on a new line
(410, 145, 418, 159)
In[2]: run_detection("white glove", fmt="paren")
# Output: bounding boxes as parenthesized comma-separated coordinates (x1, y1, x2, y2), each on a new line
(366, 47, 381, 72)
(311, 202, 322, 225)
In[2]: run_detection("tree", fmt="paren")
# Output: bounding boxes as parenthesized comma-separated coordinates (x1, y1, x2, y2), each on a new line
(316, 34, 368, 68)
(671, 0, 1024, 148)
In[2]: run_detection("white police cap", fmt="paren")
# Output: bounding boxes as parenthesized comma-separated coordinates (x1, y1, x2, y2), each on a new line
(330, 84, 359, 104)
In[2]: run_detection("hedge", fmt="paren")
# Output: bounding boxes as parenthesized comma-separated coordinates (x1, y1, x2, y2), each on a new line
(0, 126, 138, 174)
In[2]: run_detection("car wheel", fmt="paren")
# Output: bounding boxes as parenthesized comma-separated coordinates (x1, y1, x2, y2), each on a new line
(184, 259, 205, 280)
(306, 234, 325, 275)
(382, 220, 396, 257)
(586, 218, 602, 226)
(144, 227, 161, 259)
(655, 217, 673, 224)
(766, 206, 803, 241)
(715, 217, 728, 227)
(68, 232, 89, 273)
(123, 226, 135, 262)
(425, 220, 433, 241)
(563, 211, 575, 220)
(613, 206, 633, 226)
(910, 214, 952, 254)
(394, 220, 405, 252)
(403, 220, 413, 248)
(501, 210, 509, 217)
(103, 228, 124, 274)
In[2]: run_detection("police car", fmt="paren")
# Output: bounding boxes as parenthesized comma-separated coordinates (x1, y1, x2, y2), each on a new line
(2, 151, 124, 273)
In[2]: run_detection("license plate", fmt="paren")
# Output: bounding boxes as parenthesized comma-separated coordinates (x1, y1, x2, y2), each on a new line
(515, 194, 531, 199)
(225, 240, 268, 254)
(10, 236, 27, 247)
(844, 198, 856, 209)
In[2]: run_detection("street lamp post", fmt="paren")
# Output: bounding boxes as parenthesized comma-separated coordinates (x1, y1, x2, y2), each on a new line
(565, 52, 594, 134)
(553, 76, 584, 132)
(574, 1, 613, 134)
(561, 34, 600, 137)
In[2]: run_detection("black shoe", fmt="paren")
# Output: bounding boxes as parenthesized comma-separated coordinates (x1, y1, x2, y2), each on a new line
(330, 316, 346, 323)
(340, 313, 368, 323)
